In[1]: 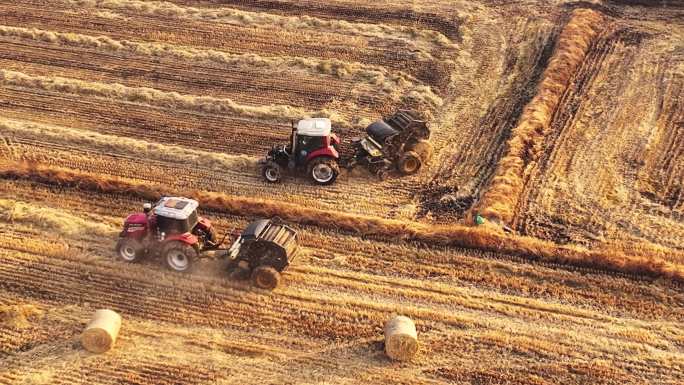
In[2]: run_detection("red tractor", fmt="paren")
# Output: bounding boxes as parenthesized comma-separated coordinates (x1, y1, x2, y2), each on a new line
(260, 118, 341, 185)
(115, 197, 298, 290)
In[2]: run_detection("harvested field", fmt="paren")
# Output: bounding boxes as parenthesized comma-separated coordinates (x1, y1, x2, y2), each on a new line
(517, 24, 684, 251)
(0, 0, 683, 384)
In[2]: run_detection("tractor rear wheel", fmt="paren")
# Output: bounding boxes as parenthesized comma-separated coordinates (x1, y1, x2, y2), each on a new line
(308, 157, 339, 185)
(409, 140, 433, 163)
(162, 242, 198, 273)
(397, 151, 422, 175)
(262, 161, 282, 183)
(116, 238, 144, 263)
(251, 266, 281, 290)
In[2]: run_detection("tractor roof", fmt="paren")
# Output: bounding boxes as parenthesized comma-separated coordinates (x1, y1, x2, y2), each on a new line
(154, 197, 199, 220)
(297, 118, 331, 136)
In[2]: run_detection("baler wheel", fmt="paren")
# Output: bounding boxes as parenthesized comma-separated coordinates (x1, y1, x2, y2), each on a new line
(251, 266, 281, 290)
(410, 140, 433, 163)
(376, 168, 390, 181)
(397, 151, 422, 175)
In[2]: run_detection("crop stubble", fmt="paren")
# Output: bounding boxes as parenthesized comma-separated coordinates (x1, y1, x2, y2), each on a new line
(0, 0, 683, 384)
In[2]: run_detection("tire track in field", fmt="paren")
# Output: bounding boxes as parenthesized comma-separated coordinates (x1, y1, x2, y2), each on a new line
(0, 40, 370, 111)
(516, 27, 684, 249)
(0, 250, 375, 341)
(3, 159, 684, 282)
(637, 71, 684, 211)
(474, 9, 606, 225)
(0, 87, 293, 156)
(2, 240, 681, 383)
(1, 185, 682, 384)
(0, 24, 420, 87)
(9, 139, 418, 218)
(1, 118, 256, 172)
(173, 0, 461, 40)
(1, 113, 418, 219)
(423, 18, 559, 221)
(3, 241, 678, 356)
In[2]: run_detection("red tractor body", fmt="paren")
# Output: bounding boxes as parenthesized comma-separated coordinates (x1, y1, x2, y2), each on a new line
(116, 197, 217, 272)
(260, 118, 341, 185)
(306, 134, 340, 162)
(121, 212, 149, 238)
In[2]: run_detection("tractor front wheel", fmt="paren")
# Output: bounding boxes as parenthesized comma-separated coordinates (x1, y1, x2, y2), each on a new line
(251, 266, 281, 290)
(116, 238, 144, 263)
(397, 151, 422, 175)
(262, 161, 282, 183)
(163, 242, 198, 273)
(308, 157, 339, 185)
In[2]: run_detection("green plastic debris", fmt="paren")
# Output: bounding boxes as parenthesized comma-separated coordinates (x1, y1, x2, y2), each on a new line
(474, 214, 485, 226)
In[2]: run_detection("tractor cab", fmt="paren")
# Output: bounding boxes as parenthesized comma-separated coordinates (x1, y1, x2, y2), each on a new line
(260, 118, 341, 185)
(151, 197, 216, 247)
(291, 118, 340, 162)
(152, 197, 200, 237)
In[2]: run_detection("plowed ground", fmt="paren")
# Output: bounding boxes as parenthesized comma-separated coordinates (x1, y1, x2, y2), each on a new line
(0, 0, 683, 384)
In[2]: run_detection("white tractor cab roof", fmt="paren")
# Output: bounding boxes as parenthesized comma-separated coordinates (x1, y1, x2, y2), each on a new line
(297, 118, 331, 137)
(153, 197, 199, 220)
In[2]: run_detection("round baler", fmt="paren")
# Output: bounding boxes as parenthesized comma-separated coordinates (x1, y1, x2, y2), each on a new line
(225, 219, 298, 290)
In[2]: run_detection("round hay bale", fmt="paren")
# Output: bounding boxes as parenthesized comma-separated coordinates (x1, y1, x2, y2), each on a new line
(81, 309, 122, 353)
(384, 315, 418, 361)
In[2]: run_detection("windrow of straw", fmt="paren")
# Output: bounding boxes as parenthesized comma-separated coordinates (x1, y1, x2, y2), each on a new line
(0, 304, 43, 329)
(475, 9, 606, 225)
(0, 118, 256, 172)
(66, 0, 455, 53)
(0, 25, 442, 106)
(0, 197, 116, 238)
(1, 160, 682, 283)
(0, 69, 349, 128)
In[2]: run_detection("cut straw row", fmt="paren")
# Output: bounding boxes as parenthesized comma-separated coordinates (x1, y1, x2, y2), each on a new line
(476, 9, 606, 225)
(1, 160, 682, 283)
